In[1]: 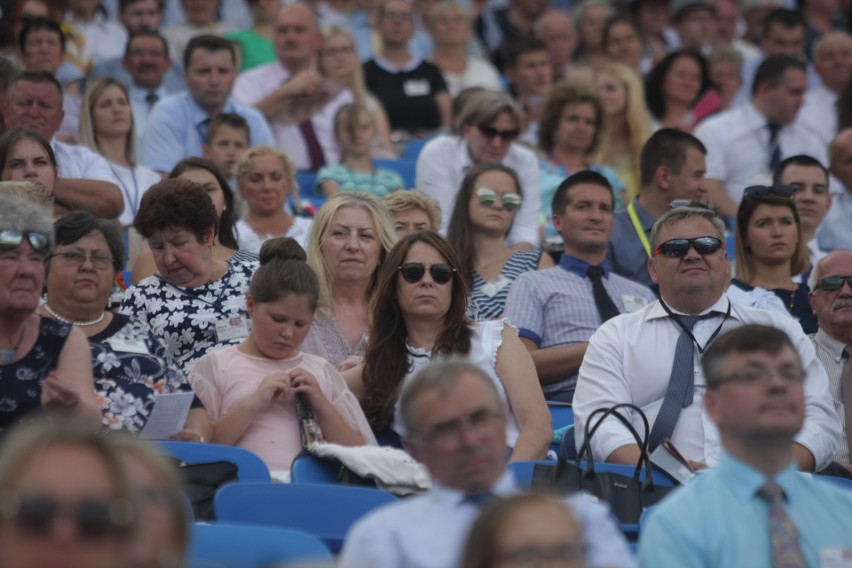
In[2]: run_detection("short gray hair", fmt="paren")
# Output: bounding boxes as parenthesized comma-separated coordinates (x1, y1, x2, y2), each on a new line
(650, 203, 726, 249)
(0, 193, 55, 252)
(399, 357, 501, 437)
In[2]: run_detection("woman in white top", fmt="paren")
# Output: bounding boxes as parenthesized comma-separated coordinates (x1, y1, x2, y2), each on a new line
(235, 145, 313, 254)
(78, 77, 160, 228)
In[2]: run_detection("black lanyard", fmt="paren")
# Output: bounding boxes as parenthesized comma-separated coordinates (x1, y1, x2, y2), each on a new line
(659, 298, 732, 354)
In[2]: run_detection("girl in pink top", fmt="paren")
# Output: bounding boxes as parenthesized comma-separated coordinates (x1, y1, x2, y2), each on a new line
(188, 237, 376, 478)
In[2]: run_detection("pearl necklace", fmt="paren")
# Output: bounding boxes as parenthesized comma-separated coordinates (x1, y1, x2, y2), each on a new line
(42, 302, 106, 327)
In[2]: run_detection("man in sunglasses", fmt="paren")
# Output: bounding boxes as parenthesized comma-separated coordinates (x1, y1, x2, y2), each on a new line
(340, 358, 636, 568)
(573, 203, 841, 473)
(505, 171, 654, 402)
(416, 91, 541, 249)
(810, 250, 852, 476)
(639, 325, 852, 566)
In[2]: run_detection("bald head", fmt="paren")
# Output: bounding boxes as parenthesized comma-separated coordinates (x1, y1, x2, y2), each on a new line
(536, 10, 577, 70)
(274, 2, 322, 71)
(829, 128, 852, 188)
(812, 31, 852, 91)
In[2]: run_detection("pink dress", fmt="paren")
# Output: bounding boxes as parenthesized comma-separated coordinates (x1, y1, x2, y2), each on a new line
(188, 346, 376, 472)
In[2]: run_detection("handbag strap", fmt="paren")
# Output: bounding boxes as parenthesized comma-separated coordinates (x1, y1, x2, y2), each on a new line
(295, 392, 325, 451)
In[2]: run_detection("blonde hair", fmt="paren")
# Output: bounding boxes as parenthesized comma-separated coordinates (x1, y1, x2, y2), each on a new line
(235, 145, 299, 204)
(306, 192, 397, 318)
(79, 77, 138, 166)
(382, 190, 441, 229)
(319, 26, 367, 104)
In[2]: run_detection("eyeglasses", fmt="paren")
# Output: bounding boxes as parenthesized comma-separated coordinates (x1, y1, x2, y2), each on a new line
(718, 363, 806, 388)
(322, 45, 354, 58)
(476, 124, 520, 141)
(815, 275, 852, 292)
(52, 250, 115, 271)
(0, 493, 134, 539)
(475, 187, 522, 212)
(417, 408, 503, 447)
(653, 236, 724, 258)
(743, 184, 795, 199)
(398, 262, 456, 284)
(498, 543, 587, 567)
(0, 230, 50, 254)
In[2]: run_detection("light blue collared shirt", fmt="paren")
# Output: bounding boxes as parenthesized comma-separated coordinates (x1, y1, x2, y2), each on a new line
(639, 452, 852, 567)
(140, 91, 274, 173)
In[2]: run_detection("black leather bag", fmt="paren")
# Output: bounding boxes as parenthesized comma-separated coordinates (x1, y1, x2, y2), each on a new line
(532, 403, 674, 527)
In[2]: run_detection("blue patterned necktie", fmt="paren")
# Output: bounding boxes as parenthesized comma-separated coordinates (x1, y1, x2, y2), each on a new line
(758, 482, 806, 568)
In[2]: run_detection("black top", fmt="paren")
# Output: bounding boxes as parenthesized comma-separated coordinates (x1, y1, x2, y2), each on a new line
(730, 279, 818, 334)
(363, 59, 447, 135)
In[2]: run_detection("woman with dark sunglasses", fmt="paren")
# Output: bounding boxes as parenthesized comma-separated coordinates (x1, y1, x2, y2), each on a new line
(343, 231, 552, 460)
(447, 163, 553, 320)
(0, 194, 100, 439)
(727, 185, 817, 333)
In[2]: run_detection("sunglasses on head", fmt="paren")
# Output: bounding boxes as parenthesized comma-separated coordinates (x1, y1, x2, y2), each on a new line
(0, 494, 134, 539)
(474, 187, 522, 212)
(743, 184, 795, 199)
(815, 275, 852, 292)
(476, 124, 520, 141)
(653, 236, 724, 258)
(398, 262, 455, 284)
(0, 231, 50, 254)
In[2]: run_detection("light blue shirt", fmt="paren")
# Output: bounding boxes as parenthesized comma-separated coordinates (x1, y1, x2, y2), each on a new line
(140, 91, 274, 173)
(639, 453, 852, 568)
(818, 188, 852, 252)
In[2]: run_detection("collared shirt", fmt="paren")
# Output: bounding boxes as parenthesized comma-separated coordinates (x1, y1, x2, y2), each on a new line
(505, 255, 654, 394)
(233, 61, 352, 171)
(694, 102, 828, 205)
(818, 187, 852, 252)
(573, 295, 841, 470)
(799, 85, 838, 149)
(140, 91, 274, 173)
(339, 471, 637, 568)
(51, 140, 119, 184)
(128, 85, 169, 146)
(416, 134, 541, 246)
(89, 59, 187, 94)
(638, 453, 852, 567)
(607, 197, 656, 290)
(812, 328, 850, 462)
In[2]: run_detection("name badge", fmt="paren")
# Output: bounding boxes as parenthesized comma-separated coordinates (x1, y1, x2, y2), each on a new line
(107, 337, 150, 355)
(215, 316, 249, 342)
(403, 79, 430, 97)
(820, 549, 852, 568)
(480, 275, 511, 298)
(621, 294, 649, 312)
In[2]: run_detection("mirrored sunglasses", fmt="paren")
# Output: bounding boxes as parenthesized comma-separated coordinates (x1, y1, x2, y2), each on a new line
(653, 236, 724, 258)
(815, 275, 852, 292)
(0, 230, 50, 254)
(475, 187, 522, 212)
(398, 262, 455, 284)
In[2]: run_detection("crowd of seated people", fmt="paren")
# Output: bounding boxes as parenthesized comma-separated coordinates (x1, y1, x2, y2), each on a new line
(2, 0, 852, 564)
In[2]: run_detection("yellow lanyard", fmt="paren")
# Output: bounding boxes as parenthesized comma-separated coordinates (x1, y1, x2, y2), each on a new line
(628, 202, 652, 258)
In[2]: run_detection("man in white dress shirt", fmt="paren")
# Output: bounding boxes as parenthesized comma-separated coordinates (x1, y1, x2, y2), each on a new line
(3, 71, 123, 218)
(818, 129, 852, 252)
(416, 91, 541, 247)
(339, 358, 637, 568)
(695, 54, 826, 218)
(233, 2, 352, 171)
(798, 31, 852, 147)
(573, 204, 841, 472)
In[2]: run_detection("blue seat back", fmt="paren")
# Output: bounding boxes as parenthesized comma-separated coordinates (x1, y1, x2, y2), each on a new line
(290, 453, 340, 484)
(157, 442, 271, 482)
(189, 522, 332, 568)
(374, 158, 417, 189)
(547, 402, 574, 429)
(214, 482, 399, 552)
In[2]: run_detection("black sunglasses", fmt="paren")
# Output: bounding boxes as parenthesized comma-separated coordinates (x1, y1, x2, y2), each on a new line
(653, 236, 724, 258)
(815, 275, 852, 292)
(476, 124, 520, 141)
(743, 184, 795, 199)
(0, 230, 50, 254)
(0, 494, 134, 539)
(398, 262, 455, 284)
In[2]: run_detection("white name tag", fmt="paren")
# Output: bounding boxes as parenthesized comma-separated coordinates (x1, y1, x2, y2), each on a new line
(621, 294, 649, 312)
(215, 315, 249, 342)
(107, 337, 150, 355)
(403, 79, 430, 97)
(480, 275, 511, 298)
(820, 548, 852, 568)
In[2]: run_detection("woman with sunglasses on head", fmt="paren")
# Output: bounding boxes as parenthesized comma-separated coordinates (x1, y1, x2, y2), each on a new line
(727, 185, 817, 334)
(0, 194, 100, 438)
(344, 231, 552, 460)
(0, 417, 137, 568)
(447, 164, 553, 320)
(39, 211, 212, 440)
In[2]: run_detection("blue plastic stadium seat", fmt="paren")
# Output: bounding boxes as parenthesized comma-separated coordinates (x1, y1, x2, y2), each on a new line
(189, 522, 332, 568)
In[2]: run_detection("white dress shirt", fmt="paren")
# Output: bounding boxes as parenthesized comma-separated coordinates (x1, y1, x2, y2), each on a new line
(338, 472, 637, 568)
(64, 11, 128, 67)
(798, 85, 838, 149)
(233, 61, 353, 171)
(573, 295, 841, 471)
(129, 85, 169, 146)
(415, 134, 541, 247)
(694, 103, 828, 205)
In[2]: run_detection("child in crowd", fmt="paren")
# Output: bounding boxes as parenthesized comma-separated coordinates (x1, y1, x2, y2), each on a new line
(203, 113, 250, 188)
(188, 237, 376, 480)
(316, 103, 404, 198)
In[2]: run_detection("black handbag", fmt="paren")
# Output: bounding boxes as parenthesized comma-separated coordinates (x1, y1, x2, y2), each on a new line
(531, 403, 675, 527)
(169, 458, 238, 521)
